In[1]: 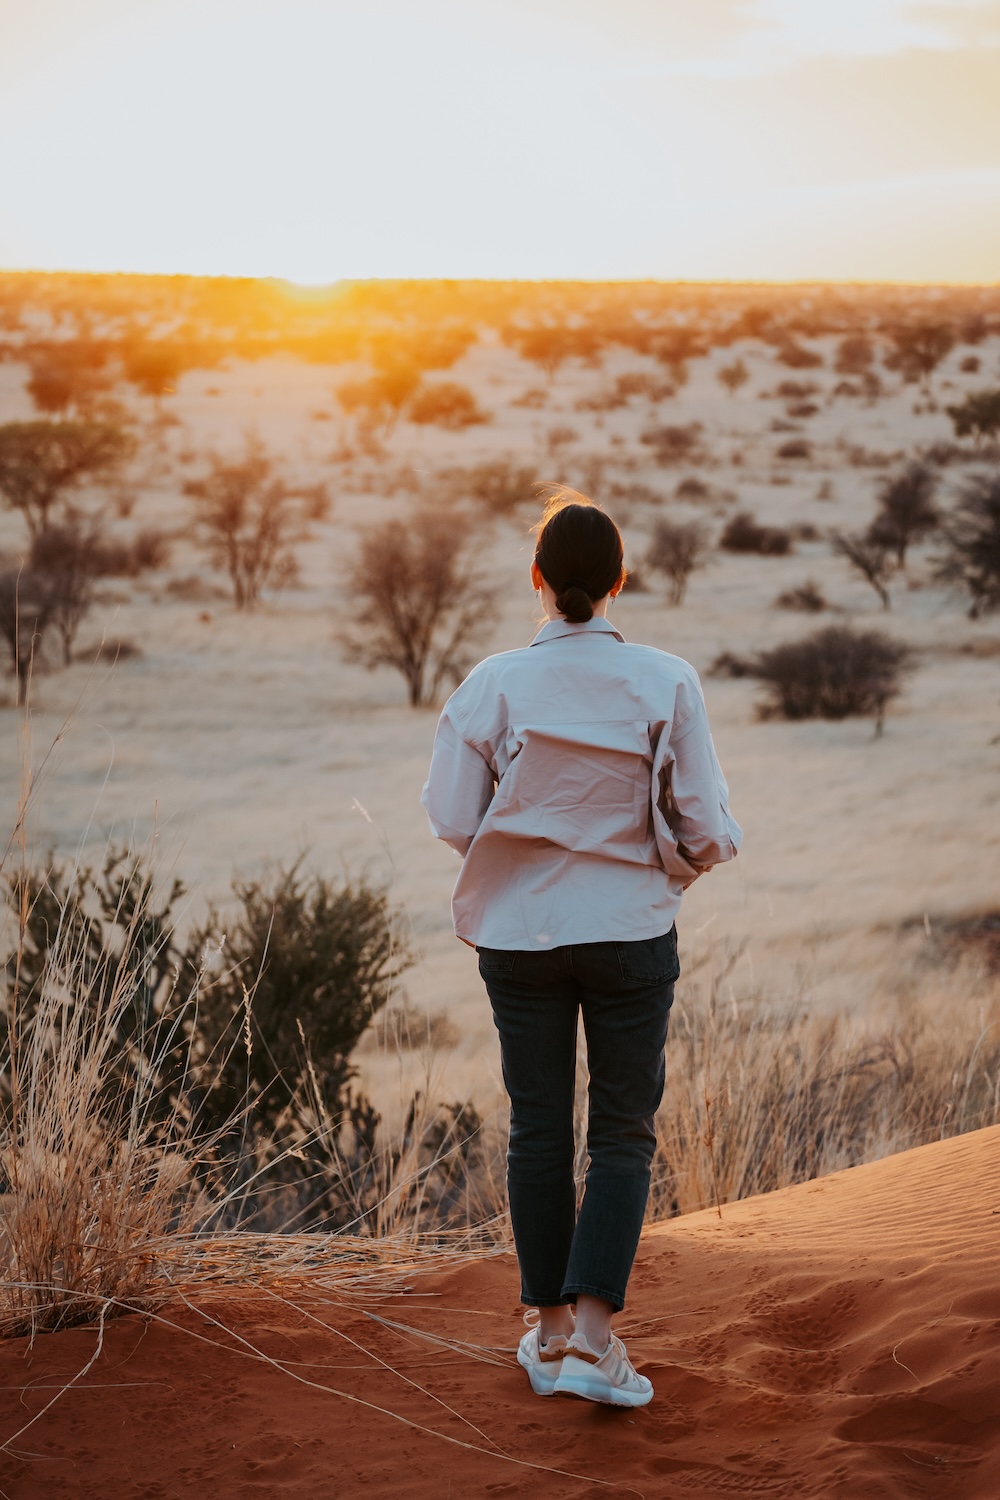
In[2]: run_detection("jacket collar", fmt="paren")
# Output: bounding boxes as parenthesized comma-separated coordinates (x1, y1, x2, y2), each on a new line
(529, 616, 626, 647)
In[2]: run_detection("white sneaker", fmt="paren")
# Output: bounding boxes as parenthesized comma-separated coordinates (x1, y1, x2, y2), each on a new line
(516, 1317, 572, 1396)
(553, 1331, 653, 1407)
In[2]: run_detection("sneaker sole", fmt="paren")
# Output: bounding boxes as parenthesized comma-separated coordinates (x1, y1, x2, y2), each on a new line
(552, 1354, 653, 1408)
(516, 1347, 561, 1396)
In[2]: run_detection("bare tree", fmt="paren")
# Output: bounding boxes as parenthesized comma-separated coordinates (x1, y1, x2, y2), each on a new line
(0, 570, 56, 702)
(831, 531, 894, 610)
(717, 359, 749, 397)
(645, 518, 711, 606)
(30, 514, 102, 664)
(934, 472, 1000, 618)
(343, 504, 497, 706)
(185, 439, 328, 609)
(0, 420, 134, 543)
(867, 461, 939, 567)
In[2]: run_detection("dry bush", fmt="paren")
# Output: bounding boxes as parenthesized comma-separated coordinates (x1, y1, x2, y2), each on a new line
(720, 511, 792, 556)
(773, 578, 827, 612)
(25, 339, 114, 417)
(835, 334, 875, 375)
(885, 321, 954, 391)
(0, 840, 496, 1337)
(510, 387, 548, 409)
(503, 322, 600, 381)
(444, 459, 539, 516)
(640, 422, 704, 466)
(946, 389, 1000, 449)
(408, 381, 489, 430)
(775, 341, 823, 370)
(546, 424, 579, 456)
(577, 372, 675, 411)
(774, 379, 819, 401)
(775, 438, 812, 461)
(749, 624, 912, 729)
(336, 364, 420, 435)
(717, 359, 749, 397)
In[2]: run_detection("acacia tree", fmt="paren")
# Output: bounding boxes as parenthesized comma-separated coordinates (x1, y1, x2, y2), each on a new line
(343, 503, 497, 706)
(645, 517, 710, 606)
(868, 462, 939, 567)
(185, 440, 328, 608)
(934, 473, 1000, 618)
(0, 420, 134, 542)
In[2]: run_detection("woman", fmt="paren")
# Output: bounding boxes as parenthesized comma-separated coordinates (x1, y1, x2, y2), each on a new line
(421, 492, 741, 1407)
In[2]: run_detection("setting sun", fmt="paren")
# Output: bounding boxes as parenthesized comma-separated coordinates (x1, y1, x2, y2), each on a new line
(1, 0, 998, 281)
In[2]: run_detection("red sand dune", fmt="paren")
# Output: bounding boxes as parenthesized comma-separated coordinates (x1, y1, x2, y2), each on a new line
(2, 1125, 998, 1499)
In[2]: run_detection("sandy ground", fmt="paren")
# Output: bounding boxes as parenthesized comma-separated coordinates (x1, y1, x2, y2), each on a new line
(1, 1123, 997, 1498)
(1, 332, 999, 1110)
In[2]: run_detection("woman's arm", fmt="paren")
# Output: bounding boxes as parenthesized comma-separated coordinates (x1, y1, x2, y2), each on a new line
(652, 675, 742, 881)
(421, 703, 496, 857)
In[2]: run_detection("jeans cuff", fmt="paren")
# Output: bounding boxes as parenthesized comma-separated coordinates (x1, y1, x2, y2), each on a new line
(521, 1294, 576, 1307)
(560, 1282, 626, 1314)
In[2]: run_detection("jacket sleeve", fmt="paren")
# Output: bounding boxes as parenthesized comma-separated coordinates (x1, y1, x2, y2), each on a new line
(421, 699, 496, 857)
(651, 672, 742, 883)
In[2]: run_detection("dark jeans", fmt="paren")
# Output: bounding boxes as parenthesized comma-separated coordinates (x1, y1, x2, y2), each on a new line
(479, 928, 678, 1313)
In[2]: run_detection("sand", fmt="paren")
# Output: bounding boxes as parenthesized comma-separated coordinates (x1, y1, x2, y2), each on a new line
(2, 1124, 997, 1498)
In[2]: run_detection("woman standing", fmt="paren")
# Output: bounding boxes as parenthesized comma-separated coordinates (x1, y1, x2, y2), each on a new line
(422, 493, 741, 1407)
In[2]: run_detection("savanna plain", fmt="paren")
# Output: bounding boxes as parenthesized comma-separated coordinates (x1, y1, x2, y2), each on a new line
(0, 275, 999, 1498)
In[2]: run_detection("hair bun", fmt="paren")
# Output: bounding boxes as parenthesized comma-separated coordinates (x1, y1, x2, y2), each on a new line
(554, 584, 594, 623)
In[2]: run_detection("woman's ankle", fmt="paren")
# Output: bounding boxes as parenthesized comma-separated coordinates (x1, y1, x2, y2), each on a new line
(538, 1305, 575, 1341)
(573, 1294, 614, 1352)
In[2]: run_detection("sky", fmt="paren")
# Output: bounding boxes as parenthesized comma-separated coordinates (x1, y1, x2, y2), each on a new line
(1, 0, 998, 283)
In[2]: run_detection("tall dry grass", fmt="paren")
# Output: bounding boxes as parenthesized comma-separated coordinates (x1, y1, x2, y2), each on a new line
(649, 952, 1000, 1218)
(3, 809, 998, 1343)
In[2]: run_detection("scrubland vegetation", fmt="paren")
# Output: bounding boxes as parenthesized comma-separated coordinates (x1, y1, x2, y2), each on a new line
(2, 272, 1000, 1332)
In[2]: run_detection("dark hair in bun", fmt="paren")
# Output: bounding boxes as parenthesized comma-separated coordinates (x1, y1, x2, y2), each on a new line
(533, 488, 625, 623)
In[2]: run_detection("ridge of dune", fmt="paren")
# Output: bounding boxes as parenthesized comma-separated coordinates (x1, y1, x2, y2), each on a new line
(2, 1126, 998, 1499)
